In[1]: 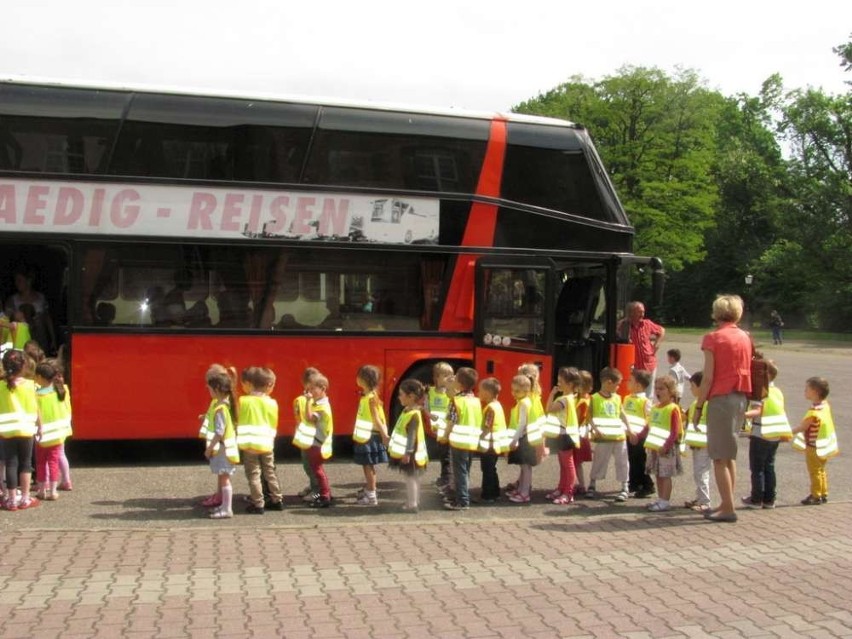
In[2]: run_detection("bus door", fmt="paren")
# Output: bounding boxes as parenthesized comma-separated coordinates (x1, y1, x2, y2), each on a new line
(474, 258, 555, 389)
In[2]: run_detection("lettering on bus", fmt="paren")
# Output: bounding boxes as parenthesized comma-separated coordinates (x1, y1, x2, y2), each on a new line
(0, 179, 439, 244)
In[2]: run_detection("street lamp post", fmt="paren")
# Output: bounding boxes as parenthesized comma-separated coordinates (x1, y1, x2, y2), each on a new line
(744, 274, 753, 329)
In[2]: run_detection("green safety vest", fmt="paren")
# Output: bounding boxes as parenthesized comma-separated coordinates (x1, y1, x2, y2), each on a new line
(0, 378, 38, 438)
(758, 386, 792, 441)
(293, 398, 334, 459)
(37, 387, 72, 447)
(210, 402, 240, 464)
(644, 403, 679, 451)
(542, 393, 580, 443)
(479, 400, 508, 454)
(388, 407, 428, 466)
(237, 394, 278, 454)
(448, 394, 482, 451)
(427, 386, 450, 440)
(590, 393, 626, 442)
(623, 394, 649, 436)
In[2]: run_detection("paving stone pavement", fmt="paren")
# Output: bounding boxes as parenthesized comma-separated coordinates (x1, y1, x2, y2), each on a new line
(2, 501, 851, 638)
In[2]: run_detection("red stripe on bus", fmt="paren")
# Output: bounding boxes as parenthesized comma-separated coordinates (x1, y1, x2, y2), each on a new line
(439, 118, 507, 332)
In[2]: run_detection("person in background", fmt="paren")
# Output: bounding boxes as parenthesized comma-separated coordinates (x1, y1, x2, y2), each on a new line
(693, 294, 752, 523)
(792, 377, 838, 505)
(769, 311, 784, 346)
(618, 301, 665, 388)
(352, 365, 389, 506)
(5, 268, 55, 353)
(667, 348, 690, 408)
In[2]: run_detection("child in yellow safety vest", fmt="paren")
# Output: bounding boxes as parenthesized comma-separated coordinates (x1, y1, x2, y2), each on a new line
(203, 365, 240, 519)
(624, 369, 655, 499)
(478, 377, 506, 503)
(586, 367, 631, 501)
(427, 361, 454, 492)
(544, 367, 581, 505)
(643, 375, 683, 512)
(741, 360, 790, 510)
(684, 372, 712, 512)
(389, 378, 429, 512)
(238, 367, 284, 514)
(352, 365, 389, 506)
(34, 360, 71, 502)
(443, 367, 481, 511)
(293, 367, 321, 502)
(572, 370, 594, 496)
(505, 363, 545, 494)
(792, 376, 839, 505)
(301, 374, 334, 508)
(0, 350, 40, 510)
(506, 374, 543, 504)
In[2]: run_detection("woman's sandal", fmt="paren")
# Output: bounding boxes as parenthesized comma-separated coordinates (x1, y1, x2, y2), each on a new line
(691, 503, 711, 512)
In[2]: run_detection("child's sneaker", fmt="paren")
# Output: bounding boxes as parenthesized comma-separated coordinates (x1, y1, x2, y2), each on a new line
(552, 494, 574, 505)
(303, 492, 320, 503)
(820, 495, 828, 504)
(740, 496, 762, 509)
(209, 507, 233, 519)
(18, 497, 40, 510)
(356, 493, 378, 506)
(800, 495, 822, 505)
(615, 491, 629, 502)
(762, 501, 776, 509)
(308, 495, 332, 508)
(584, 488, 598, 500)
(245, 504, 265, 515)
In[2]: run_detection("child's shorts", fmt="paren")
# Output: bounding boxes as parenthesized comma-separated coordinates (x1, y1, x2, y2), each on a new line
(646, 448, 683, 478)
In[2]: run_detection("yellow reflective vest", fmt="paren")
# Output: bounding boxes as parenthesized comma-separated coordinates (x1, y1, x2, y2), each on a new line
(622, 394, 649, 437)
(0, 378, 38, 438)
(210, 401, 240, 464)
(792, 402, 839, 459)
(479, 400, 508, 454)
(237, 394, 278, 454)
(756, 386, 792, 441)
(198, 399, 218, 441)
(427, 386, 450, 440)
(542, 393, 580, 444)
(590, 393, 626, 442)
(12, 322, 32, 349)
(388, 406, 428, 467)
(293, 397, 334, 459)
(36, 386, 71, 447)
(684, 401, 708, 448)
(353, 391, 385, 444)
(448, 394, 482, 452)
(644, 403, 680, 451)
(525, 393, 544, 445)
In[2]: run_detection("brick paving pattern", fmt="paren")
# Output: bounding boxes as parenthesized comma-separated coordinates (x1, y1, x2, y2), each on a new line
(2, 503, 851, 638)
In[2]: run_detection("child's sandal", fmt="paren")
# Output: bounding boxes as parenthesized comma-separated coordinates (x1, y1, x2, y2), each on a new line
(208, 508, 233, 519)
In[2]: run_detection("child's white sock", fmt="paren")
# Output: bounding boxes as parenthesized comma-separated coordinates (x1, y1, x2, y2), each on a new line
(221, 484, 233, 514)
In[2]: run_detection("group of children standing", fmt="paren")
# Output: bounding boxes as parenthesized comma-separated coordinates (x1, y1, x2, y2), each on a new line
(0, 348, 73, 511)
(198, 353, 839, 519)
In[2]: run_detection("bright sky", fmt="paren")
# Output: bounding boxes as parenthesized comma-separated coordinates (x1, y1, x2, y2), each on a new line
(3, 1, 850, 111)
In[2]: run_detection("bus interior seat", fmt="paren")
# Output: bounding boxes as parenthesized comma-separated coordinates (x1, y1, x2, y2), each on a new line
(555, 276, 603, 343)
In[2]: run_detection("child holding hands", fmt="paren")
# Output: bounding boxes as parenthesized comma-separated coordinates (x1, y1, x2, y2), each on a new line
(644, 375, 683, 512)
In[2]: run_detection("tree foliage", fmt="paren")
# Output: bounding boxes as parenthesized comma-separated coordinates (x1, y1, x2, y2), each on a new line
(513, 41, 852, 330)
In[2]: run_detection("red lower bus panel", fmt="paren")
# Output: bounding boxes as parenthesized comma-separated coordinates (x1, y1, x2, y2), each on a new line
(474, 347, 553, 397)
(70, 333, 470, 440)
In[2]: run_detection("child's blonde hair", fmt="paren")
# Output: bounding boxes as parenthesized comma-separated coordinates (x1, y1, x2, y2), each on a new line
(432, 361, 454, 380)
(511, 374, 532, 393)
(517, 363, 541, 395)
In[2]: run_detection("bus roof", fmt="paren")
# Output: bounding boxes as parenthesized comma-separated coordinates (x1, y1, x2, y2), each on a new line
(0, 75, 578, 129)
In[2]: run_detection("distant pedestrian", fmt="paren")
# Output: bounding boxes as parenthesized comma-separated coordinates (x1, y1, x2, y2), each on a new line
(769, 311, 784, 345)
(202, 365, 239, 519)
(792, 377, 839, 505)
(352, 365, 389, 507)
(388, 379, 428, 512)
(666, 348, 690, 407)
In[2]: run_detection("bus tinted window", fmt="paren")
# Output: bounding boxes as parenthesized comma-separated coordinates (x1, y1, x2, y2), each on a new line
(494, 207, 633, 253)
(0, 84, 124, 174)
(109, 94, 316, 182)
(302, 107, 489, 192)
(501, 123, 613, 221)
(78, 244, 448, 332)
(480, 268, 547, 352)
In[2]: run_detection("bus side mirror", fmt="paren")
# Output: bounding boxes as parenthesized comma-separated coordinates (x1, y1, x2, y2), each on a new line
(650, 257, 665, 308)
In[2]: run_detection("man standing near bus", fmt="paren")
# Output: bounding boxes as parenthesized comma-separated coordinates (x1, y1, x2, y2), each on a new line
(618, 301, 665, 388)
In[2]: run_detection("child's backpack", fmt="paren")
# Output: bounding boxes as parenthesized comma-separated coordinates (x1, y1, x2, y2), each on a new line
(750, 348, 770, 402)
